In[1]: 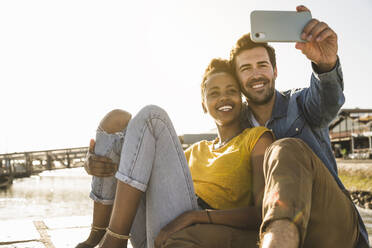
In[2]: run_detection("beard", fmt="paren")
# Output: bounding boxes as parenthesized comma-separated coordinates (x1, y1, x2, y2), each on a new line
(241, 77, 275, 105)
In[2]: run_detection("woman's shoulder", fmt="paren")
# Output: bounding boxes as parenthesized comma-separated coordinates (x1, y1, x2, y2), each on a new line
(241, 126, 271, 137)
(238, 127, 273, 149)
(185, 139, 213, 153)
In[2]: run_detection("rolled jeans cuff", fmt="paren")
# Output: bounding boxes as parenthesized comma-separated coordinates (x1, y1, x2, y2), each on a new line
(115, 170, 147, 192)
(89, 190, 115, 205)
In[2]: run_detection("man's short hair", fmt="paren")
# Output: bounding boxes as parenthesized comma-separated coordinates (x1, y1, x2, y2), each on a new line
(230, 33, 277, 72)
(201, 58, 237, 103)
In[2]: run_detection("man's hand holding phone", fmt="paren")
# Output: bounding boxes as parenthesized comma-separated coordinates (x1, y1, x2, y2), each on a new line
(250, 5, 338, 72)
(295, 5, 338, 73)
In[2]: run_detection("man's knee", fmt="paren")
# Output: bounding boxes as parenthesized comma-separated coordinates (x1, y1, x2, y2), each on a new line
(99, 109, 132, 134)
(265, 138, 313, 166)
(266, 138, 310, 157)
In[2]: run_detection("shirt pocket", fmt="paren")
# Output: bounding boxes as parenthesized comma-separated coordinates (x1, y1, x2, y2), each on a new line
(284, 115, 306, 137)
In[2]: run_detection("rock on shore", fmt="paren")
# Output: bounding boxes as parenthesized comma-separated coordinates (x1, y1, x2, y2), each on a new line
(337, 159, 372, 209)
(350, 190, 372, 209)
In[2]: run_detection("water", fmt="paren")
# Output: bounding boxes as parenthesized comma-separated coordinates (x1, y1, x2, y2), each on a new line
(1, 167, 372, 242)
(0, 167, 93, 221)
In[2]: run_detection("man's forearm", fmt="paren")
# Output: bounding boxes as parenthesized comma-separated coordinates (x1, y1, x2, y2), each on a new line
(315, 57, 344, 119)
(303, 57, 345, 127)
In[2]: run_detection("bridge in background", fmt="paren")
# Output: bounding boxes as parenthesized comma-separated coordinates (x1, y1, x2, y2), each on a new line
(0, 132, 217, 179)
(0, 147, 88, 177)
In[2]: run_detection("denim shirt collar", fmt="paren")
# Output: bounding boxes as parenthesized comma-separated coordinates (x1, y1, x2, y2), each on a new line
(271, 90, 289, 120)
(243, 90, 289, 128)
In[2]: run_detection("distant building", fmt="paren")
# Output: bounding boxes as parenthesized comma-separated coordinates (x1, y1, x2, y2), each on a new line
(329, 108, 372, 159)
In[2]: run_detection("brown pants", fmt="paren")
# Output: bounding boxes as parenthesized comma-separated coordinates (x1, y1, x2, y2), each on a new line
(162, 224, 259, 248)
(261, 138, 359, 247)
(163, 138, 359, 248)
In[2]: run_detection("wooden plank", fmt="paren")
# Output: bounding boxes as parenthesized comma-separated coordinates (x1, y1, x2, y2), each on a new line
(33, 220, 56, 248)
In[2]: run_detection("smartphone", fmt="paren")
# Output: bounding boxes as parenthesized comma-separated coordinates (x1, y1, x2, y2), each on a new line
(250, 10, 312, 42)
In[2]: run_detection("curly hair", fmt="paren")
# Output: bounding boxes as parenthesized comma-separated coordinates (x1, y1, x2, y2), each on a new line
(201, 58, 237, 103)
(229, 33, 276, 72)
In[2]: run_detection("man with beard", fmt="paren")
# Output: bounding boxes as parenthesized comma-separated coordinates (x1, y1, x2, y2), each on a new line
(229, 5, 369, 248)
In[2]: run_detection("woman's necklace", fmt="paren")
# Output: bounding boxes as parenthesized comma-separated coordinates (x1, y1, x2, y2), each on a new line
(213, 133, 239, 150)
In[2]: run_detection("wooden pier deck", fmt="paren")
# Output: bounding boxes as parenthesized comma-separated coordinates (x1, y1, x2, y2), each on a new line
(0, 215, 134, 248)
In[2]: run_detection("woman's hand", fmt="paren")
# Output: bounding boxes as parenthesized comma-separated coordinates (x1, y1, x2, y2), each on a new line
(154, 210, 198, 248)
(84, 139, 118, 177)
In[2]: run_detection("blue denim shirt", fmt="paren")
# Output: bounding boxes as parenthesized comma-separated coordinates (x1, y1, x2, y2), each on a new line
(242, 59, 369, 247)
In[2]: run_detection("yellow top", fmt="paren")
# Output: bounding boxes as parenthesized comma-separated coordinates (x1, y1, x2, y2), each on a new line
(185, 127, 269, 210)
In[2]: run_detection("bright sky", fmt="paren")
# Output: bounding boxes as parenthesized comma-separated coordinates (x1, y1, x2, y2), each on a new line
(0, 0, 371, 153)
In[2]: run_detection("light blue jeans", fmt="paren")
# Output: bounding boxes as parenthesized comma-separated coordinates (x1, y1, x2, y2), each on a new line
(89, 105, 199, 248)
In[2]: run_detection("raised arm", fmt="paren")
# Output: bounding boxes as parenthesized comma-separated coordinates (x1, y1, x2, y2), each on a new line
(295, 5, 337, 73)
(295, 5, 344, 127)
(300, 60, 344, 128)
